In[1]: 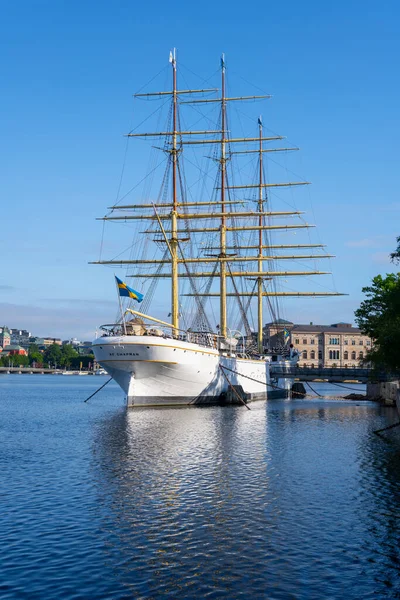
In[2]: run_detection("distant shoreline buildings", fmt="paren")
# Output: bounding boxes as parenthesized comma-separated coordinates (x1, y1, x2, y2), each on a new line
(0, 326, 93, 356)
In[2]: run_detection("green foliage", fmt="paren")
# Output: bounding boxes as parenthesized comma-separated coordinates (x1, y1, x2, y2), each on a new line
(43, 344, 62, 366)
(28, 344, 43, 366)
(29, 351, 43, 365)
(355, 272, 400, 371)
(390, 236, 400, 265)
(43, 343, 81, 368)
(0, 354, 29, 367)
(29, 343, 41, 354)
(59, 344, 79, 368)
(70, 354, 94, 370)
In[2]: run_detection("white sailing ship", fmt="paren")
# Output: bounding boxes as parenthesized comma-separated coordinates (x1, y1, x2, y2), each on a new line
(91, 50, 342, 406)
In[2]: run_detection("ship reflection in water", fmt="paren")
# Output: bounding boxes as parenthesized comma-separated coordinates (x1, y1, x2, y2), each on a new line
(92, 396, 400, 599)
(1, 377, 400, 599)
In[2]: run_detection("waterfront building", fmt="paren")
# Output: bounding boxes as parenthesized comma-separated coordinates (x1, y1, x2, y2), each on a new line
(263, 321, 372, 367)
(0, 326, 11, 349)
(77, 342, 93, 355)
(1, 345, 28, 356)
(29, 337, 45, 348)
(43, 338, 62, 346)
(10, 329, 31, 348)
(62, 337, 81, 347)
(62, 338, 93, 354)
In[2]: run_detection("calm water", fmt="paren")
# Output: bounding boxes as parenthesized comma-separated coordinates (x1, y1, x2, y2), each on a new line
(1, 375, 400, 599)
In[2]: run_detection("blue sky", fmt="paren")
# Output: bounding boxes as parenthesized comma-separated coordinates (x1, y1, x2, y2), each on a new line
(1, 0, 399, 339)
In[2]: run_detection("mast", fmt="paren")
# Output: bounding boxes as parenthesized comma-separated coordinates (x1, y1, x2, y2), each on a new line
(220, 54, 227, 339)
(257, 117, 264, 353)
(170, 48, 179, 336)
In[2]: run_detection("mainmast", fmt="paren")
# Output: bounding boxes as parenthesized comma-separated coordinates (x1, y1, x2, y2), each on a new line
(257, 116, 264, 353)
(170, 48, 179, 335)
(219, 54, 227, 339)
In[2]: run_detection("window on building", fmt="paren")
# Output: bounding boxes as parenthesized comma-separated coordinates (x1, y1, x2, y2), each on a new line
(344, 340, 348, 345)
(344, 351, 348, 360)
(366, 340, 371, 346)
(303, 350, 308, 359)
(310, 339, 315, 345)
(351, 351, 356, 360)
(311, 363, 315, 368)
(318, 351, 322, 359)
(359, 340, 363, 345)
(329, 337, 339, 345)
(359, 351, 363, 360)
(295, 338, 299, 345)
(352, 340, 355, 345)
(303, 339, 307, 345)
(310, 350, 315, 359)
(330, 350, 340, 360)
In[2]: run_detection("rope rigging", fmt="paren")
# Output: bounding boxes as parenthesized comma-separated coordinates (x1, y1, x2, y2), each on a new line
(226, 262, 253, 342)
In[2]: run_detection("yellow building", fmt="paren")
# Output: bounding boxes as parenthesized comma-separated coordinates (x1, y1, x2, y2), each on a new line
(263, 321, 372, 367)
(291, 322, 372, 368)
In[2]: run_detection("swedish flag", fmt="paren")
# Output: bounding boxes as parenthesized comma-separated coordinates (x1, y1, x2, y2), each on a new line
(115, 276, 143, 303)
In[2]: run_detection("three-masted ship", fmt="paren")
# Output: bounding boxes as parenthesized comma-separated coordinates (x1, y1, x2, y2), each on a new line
(91, 50, 342, 406)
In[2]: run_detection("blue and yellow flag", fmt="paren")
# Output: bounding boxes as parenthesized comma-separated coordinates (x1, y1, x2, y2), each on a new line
(115, 276, 143, 303)
(283, 328, 290, 341)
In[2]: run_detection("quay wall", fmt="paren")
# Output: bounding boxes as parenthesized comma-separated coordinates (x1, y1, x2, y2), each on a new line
(367, 381, 399, 406)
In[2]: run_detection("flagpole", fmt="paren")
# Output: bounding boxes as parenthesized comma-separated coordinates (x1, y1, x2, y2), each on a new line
(115, 275, 127, 335)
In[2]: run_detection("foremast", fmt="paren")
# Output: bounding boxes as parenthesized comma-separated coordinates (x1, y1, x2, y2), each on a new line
(219, 55, 227, 339)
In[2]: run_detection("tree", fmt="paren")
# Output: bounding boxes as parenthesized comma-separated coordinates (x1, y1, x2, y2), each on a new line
(28, 344, 43, 366)
(355, 272, 400, 371)
(59, 344, 79, 368)
(43, 343, 62, 366)
(4, 354, 30, 367)
(390, 236, 400, 265)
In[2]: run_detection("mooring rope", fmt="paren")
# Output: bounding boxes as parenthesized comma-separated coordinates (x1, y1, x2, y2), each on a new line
(373, 421, 400, 435)
(305, 381, 323, 398)
(219, 365, 251, 410)
(84, 378, 113, 403)
(325, 381, 367, 393)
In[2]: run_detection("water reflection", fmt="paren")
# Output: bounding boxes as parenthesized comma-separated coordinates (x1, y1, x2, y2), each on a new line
(92, 399, 400, 599)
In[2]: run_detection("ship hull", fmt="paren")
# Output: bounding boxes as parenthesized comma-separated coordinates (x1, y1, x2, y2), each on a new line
(92, 335, 285, 406)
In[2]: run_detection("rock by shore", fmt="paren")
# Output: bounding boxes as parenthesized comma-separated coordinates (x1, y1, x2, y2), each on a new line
(343, 393, 367, 400)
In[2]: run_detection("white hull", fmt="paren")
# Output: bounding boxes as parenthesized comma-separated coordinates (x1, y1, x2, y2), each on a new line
(92, 335, 290, 406)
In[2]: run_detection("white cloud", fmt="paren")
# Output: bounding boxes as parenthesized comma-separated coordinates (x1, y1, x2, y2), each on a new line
(345, 238, 381, 248)
(371, 252, 392, 265)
